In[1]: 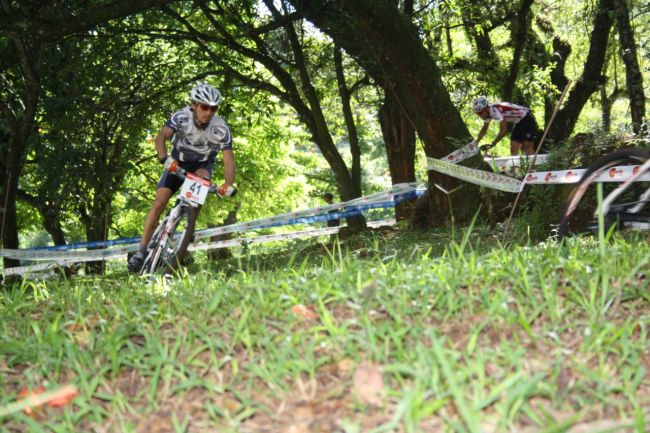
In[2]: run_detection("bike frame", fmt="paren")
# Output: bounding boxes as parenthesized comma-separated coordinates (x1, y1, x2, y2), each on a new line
(140, 162, 217, 275)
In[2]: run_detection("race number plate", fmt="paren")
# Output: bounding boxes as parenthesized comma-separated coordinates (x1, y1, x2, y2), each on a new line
(179, 173, 211, 206)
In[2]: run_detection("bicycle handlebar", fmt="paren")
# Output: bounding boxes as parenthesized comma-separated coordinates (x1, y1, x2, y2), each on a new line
(165, 159, 235, 196)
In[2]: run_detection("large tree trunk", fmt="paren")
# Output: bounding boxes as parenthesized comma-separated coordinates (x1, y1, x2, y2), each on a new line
(546, 0, 614, 144)
(79, 198, 111, 275)
(0, 31, 41, 270)
(612, 0, 646, 134)
(1, 163, 20, 269)
(545, 40, 571, 126)
(378, 94, 416, 221)
(289, 0, 478, 225)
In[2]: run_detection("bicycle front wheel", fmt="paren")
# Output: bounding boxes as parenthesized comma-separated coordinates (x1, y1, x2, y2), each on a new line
(558, 148, 650, 238)
(140, 205, 199, 275)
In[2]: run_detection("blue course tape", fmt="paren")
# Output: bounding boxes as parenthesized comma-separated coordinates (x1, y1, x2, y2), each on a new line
(13, 190, 422, 253)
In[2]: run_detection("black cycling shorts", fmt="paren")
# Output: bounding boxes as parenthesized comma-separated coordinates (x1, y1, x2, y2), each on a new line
(511, 112, 539, 143)
(156, 160, 214, 193)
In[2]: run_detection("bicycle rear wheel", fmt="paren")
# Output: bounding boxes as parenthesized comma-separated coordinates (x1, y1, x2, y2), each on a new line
(558, 148, 650, 238)
(140, 205, 199, 275)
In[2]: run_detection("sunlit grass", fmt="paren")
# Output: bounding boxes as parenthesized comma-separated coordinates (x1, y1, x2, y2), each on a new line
(1, 228, 649, 432)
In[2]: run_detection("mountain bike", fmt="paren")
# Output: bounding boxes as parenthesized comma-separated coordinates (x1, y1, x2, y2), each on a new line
(558, 148, 650, 238)
(139, 160, 236, 275)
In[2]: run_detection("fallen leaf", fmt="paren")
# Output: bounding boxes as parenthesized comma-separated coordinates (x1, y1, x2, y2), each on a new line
(352, 361, 385, 406)
(337, 358, 354, 375)
(17, 387, 45, 415)
(7, 385, 78, 417)
(290, 304, 318, 320)
(284, 424, 310, 433)
(47, 385, 79, 407)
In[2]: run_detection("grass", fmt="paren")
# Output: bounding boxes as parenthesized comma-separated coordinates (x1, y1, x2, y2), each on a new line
(0, 226, 649, 432)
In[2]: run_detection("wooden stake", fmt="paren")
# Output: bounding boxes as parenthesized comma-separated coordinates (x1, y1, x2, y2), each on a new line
(502, 81, 572, 241)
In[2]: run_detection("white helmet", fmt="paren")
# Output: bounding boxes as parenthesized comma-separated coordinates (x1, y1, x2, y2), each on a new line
(472, 96, 489, 113)
(190, 83, 222, 106)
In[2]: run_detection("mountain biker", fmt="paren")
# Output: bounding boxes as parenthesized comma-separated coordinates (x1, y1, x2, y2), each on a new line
(470, 96, 540, 156)
(128, 83, 236, 273)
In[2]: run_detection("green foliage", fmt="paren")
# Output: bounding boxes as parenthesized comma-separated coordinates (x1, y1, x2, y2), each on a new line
(4, 0, 648, 248)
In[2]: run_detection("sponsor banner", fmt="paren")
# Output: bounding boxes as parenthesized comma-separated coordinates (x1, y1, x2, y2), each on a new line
(484, 154, 549, 173)
(523, 164, 650, 185)
(442, 141, 479, 164)
(427, 157, 524, 193)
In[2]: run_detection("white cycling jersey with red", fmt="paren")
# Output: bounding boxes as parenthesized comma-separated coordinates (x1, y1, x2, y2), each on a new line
(165, 107, 232, 164)
(484, 102, 530, 124)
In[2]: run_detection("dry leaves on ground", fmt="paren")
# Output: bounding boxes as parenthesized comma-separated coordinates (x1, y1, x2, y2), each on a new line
(352, 361, 385, 406)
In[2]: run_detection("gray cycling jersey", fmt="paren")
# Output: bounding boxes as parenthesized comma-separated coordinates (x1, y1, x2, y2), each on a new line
(165, 107, 232, 163)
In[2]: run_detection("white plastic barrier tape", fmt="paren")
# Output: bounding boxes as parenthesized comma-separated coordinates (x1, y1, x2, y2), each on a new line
(427, 157, 524, 193)
(188, 226, 341, 252)
(484, 154, 549, 172)
(429, 155, 650, 190)
(0, 184, 418, 262)
(2, 220, 396, 277)
(442, 141, 479, 164)
(0, 245, 138, 262)
(523, 164, 650, 185)
(192, 183, 417, 240)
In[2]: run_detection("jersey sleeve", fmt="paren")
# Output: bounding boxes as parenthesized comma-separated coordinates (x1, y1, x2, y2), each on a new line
(489, 106, 504, 122)
(165, 109, 191, 133)
(210, 121, 232, 151)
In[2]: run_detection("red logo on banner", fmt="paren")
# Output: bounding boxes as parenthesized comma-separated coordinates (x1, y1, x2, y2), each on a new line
(545, 172, 556, 182)
(565, 171, 579, 179)
(448, 155, 456, 160)
(633, 166, 640, 175)
(526, 174, 538, 181)
(608, 168, 623, 178)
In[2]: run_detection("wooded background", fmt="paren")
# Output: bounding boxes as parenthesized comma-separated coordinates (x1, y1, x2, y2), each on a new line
(1, 0, 648, 269)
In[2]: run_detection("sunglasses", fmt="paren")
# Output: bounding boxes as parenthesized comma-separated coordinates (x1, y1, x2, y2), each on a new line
(197, 103, 217, 112)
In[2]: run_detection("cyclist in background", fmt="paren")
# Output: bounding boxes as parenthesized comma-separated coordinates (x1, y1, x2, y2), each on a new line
(128, 83, 236, 272)
(323, 192, 340, 227)
(470, 96, 540, 156)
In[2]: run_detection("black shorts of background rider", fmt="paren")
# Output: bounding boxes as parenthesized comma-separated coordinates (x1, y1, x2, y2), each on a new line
(511, 112, 539, 147)
(156, 160, 215, 193)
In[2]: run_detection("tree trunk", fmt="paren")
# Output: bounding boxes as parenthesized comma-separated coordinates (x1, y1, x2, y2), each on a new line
(601, 86, 625, 133)
(289, 0, 479, 226)
(546, 0, 614, 145)
(502, 0, 534, 101)
(333, 46, 366, 230)
(601, 85, 612, 133)
(378, 94, 416, 221)
(1, 164, 20, 269)
(208, 207, 239, 261)
(15, 188, 67, 246)
(79, 197, 111, 275)
(612, 0, 646, 134)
